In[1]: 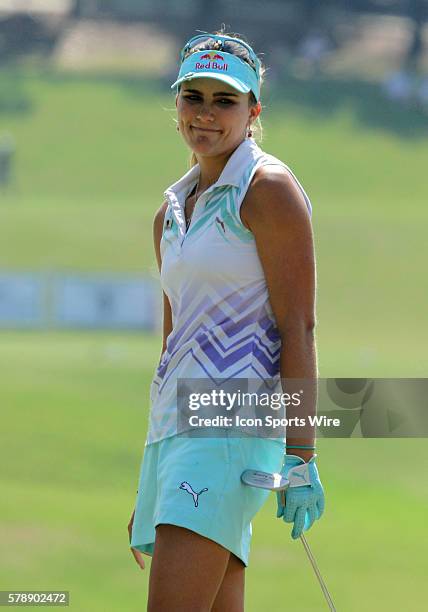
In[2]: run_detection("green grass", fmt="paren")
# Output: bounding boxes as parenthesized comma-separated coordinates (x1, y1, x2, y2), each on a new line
(1, 67, 428, 609)
(1, 331, 428, 611)
(1, 69, 428, 204)
(1, 68, 427, 374)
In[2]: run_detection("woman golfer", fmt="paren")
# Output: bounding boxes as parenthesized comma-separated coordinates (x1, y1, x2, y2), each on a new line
(128, 31, 325, 611)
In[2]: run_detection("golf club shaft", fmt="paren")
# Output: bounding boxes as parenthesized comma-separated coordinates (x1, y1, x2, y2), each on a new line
(300, 534, 336, 612)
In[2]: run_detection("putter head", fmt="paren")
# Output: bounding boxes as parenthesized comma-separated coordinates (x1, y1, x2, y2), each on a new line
(241, 469, 289, 491)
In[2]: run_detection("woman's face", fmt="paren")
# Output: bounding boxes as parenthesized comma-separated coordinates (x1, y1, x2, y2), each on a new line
(176, 77, 261, 158)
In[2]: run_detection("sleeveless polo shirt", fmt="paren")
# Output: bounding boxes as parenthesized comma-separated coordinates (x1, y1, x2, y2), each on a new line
(146, 138, 312, 445)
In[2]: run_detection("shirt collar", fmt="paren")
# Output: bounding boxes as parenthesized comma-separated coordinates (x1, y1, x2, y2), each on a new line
(164, 138, 262, 201)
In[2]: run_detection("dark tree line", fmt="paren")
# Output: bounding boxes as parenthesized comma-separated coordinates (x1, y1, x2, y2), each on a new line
(69, 0, 427, 67)
(1, 1, 426, 68)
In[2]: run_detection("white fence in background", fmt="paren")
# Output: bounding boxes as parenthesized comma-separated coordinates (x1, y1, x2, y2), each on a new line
(0, 272, 161, 331)
(0, 273, 45, 328)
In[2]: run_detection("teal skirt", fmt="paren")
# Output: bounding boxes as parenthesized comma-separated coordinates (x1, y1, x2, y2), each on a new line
(130, 430, 285, 567)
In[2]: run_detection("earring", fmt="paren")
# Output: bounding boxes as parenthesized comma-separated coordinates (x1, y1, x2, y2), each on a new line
(176, 124, 180, 132)
(247, 126, 253, 137)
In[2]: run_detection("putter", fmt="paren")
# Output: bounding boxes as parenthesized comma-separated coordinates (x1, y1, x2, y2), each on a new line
(241, 469, 337, 612)
(241, 469, 289, 491)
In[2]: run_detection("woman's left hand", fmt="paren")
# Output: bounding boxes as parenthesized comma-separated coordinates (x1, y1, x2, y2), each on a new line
(276, 455, 325, 540)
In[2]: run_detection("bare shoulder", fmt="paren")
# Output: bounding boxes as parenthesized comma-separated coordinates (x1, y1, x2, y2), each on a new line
(241, 164, 310, 232)
(153, 200, 169, 241)
(153, 200, 169, 270)
(153, 200, 169, 237)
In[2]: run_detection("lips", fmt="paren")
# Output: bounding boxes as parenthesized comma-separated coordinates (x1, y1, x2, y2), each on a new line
(191, 126, 221, 133)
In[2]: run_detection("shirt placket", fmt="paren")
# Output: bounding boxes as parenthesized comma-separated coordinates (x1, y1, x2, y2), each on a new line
(168, 186, 218, 251)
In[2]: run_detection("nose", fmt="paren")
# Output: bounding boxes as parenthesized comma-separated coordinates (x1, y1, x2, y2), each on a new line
(196, 103, 215, 122)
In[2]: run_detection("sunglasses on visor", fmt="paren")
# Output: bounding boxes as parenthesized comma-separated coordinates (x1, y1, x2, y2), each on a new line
(180, 34, 261, 77)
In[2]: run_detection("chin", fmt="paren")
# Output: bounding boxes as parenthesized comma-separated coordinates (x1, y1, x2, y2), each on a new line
(191, 135, 237, 152)
(191, 141, 222, 154)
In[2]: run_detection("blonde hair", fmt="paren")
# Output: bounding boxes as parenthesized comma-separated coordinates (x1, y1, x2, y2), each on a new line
(180, 29, 265, 168)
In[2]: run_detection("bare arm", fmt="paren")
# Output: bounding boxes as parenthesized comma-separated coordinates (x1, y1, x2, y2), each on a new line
(241, 166, 317, 461)
(128, 202, 173, 570)
(153, 201, 173, 359)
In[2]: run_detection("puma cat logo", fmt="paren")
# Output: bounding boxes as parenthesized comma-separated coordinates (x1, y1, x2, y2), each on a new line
(179, 481, 209, 508)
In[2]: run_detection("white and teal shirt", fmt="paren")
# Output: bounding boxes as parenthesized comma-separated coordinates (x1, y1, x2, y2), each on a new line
(146, 137, 312, 445)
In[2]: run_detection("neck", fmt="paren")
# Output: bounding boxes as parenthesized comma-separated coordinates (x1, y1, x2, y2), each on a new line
(194, 141, 243, 191)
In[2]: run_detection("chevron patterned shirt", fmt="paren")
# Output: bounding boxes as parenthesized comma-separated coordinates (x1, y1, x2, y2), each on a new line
(146, 138, 312, 445)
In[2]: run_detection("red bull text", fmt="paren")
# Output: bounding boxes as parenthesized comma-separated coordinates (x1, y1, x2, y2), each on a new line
(194, 61, 228, 71)
(195, 51, 227, 72)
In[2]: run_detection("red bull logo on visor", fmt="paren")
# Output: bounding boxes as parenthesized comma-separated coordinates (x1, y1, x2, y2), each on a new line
(199, 51, 224, 61)
(195, 51, 227, 72)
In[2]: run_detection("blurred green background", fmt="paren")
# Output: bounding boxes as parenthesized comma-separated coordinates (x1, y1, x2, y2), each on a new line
(1, 5, 428, 611)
